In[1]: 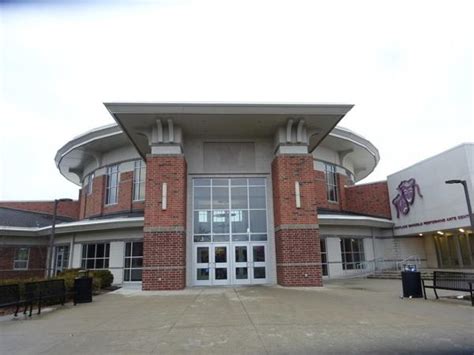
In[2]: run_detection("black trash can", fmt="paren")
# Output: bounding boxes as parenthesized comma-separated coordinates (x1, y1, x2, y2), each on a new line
(74, 273, 93, 304)
(401, 270, 423, 298)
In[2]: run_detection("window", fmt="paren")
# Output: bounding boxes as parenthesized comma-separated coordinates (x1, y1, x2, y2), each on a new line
(81, 243, 110, 269)
(133, 160, 146, 201)
(124, 241, 143, 282)
(14, 247, 29, 270)
(55, 245, 70, 275)
(340, 238, 365, 270)
(105, 165, 119, 205)
(320, 239, 328, 276)
(85, 173, 94, 196)
(193, 178, 267, 243)
(325, 163, 338, 202)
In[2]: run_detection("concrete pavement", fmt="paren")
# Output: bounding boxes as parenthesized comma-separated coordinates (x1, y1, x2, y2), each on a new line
(1, 278, 473, 354)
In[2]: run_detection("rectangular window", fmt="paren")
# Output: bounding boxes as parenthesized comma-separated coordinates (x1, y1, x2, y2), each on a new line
(105, 165, 119, 205)
(320, 239, 328, 276)
(133, 160, 146, 201)
(55, 245, 70, 275)
(85, 173, 94, 195)
(124, 241, 143, 282)
(81, 243, 110, 269)
(14, 247, 29, 270)
(325, 163, 338, 202)
(340, 238, 365, 270)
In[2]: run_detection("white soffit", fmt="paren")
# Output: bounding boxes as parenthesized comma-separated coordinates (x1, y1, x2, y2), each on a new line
(104, 102, 354, 159)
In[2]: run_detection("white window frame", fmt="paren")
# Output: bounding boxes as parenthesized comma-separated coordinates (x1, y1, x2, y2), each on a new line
(85, 172, 94, 196)
(324, 163, 338, 203)
(124, 241, 143, 282)
(13, 247, 30, 270)
(105, 165, 119, 205)
(340, 238, 365, 270)
(132, 160, 146, 201)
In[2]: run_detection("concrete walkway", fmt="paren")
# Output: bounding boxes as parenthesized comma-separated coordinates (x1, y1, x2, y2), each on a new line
(0, 279, 473, 354)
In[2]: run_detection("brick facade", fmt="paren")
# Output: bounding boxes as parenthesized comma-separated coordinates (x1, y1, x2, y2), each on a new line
(142, 155, 187, 290)
(0, 246, 47, 280)
(272, 154, 322, 287)
(79, 171, 146, 219)
(0, 201, 79, 220)
(344, 181, 391, 218)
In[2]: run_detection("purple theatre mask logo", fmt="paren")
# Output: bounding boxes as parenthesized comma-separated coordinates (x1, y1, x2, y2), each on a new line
(392, 178, 423, 218)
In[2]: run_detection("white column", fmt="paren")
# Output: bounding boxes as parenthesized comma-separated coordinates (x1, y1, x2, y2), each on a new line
(327, 237, 343, 278)
(72, 244, 82, 268)
(363, 238, 374, 271)
(109, 241, 125, 285)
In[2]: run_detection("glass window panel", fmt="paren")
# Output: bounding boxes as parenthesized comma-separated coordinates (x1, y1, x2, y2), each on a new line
(212, 179, 228, 186)
(87, 244, 96, 258)
(215, 268, 228, 280)
(231, 178, 247, 186)
(95, 259, 104, 269)
(233, 234, 249, 241)
(250, 234, 267, 241)
(253, 267, 266, 279)
(236, 267, 248, 279)
(352, 239, 360, 253)
(124, 270, 130, 281)
(125, 258, 131, 268)
(214, 247, 227, 263)
(194, 211, 211, 234)
(82, 245, 87, 257)
(197, 247, 209, 263)
(125, 242, 131, 257)
(132, 242, 143, 257)
(320, 239, 326, 253)
(132, 258, 143, 268)
(213, 235, 230, 242)
(235, 246, 248, 263)
(194, 187, 211, 209)
(96, 244, 105, 258)
(248, 178, 265, 186)
(131, 269, 142, 281)
(81, 260, 86, 269)
(194, 235, 211, 243)
(249, 210, 267, 233)
(231, 187, 248, 209)
(104, 259, 109, 268)
(212, 210, 229, 233)
(86, 259, 95, 269)
(249, 187, 266, 209)
(106, 244, 110, 257)
(194, 178, 211, 186)
(322, 264, 328, 276)
(197, 268, 209, 280)
(231, 210, 249, 233)
(253, 246, 265, 262)
(344, 239, 351, 253)
(212, 187, 229, 209)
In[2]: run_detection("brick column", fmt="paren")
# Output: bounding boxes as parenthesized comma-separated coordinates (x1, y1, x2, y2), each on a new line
(272, 154, 322, 286)
(142, 155, 187, 290)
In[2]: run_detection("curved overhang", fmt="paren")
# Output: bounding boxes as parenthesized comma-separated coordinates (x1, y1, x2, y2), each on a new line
(318, 214, 393, 229)
(320, 126, 380, 181)
(55, 124, 128, 185)
(0, 217, 145, 237)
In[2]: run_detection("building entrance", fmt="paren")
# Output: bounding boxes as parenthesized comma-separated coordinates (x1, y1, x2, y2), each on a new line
(434, 233, 474, 268)
(192, 177, 269, 286)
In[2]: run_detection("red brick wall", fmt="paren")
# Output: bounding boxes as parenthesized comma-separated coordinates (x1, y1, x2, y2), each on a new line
(0, 201, 79, 220)
(142, 155, 187, 290)
(344, 181, 391, 218)
(272, 154, 322, 287)
(83, 175, 106, 218)
(0, 246, 47, 280)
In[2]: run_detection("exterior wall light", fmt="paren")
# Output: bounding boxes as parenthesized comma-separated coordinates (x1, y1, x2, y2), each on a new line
(437, 231, 444, 235)
(418, 233, 423, 236)
(459, 228, 465, 233)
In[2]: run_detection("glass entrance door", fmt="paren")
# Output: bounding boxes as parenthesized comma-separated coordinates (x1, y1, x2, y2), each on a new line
(54, 245, 70, 275)
(194, 244, 231, 286)
(232, 243, 267, 285)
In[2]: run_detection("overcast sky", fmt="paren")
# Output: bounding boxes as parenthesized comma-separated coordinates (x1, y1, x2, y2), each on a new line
(0, 0, 473, 201)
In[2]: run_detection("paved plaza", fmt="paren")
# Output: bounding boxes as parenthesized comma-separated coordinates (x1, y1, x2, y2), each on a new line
(1, 278, 473, 354)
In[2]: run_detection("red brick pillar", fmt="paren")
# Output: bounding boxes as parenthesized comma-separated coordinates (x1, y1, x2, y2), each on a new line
(142, 155, 187, 290)
(272, 154, 322, 286)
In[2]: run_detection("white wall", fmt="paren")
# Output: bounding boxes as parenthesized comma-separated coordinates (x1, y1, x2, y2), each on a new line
(388, 144, 474, 236)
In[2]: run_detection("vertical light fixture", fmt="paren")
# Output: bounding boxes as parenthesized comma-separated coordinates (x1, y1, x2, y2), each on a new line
(162, 182, 168, 210)
(295, 181, 301, 208)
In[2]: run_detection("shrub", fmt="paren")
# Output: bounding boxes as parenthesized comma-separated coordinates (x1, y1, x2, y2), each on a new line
(90, 270, 114, 288)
